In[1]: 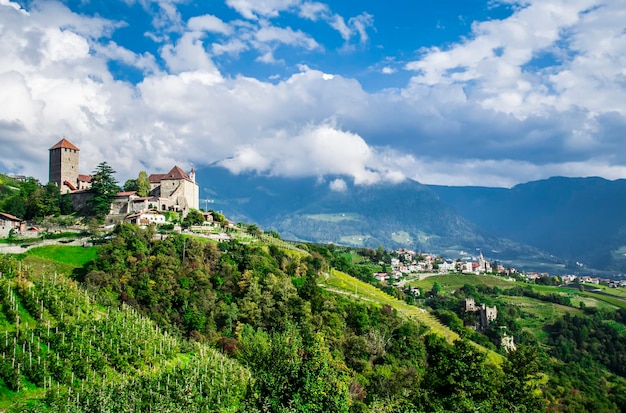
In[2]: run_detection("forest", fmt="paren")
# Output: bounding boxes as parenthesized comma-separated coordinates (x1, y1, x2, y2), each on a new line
(0, 224, 624, 412)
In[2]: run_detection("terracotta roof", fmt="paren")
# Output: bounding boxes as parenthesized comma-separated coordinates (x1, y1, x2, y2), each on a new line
(116, 191, 136, 197)
(148, 173, 167, 184)
(0, 211, 22, 221)
(63, 180, 77, 191)
(78, 174, 92, 182)
(149, 166, 192, 183)
(50, 138, 79, 151)
(164, 166, 191, 180)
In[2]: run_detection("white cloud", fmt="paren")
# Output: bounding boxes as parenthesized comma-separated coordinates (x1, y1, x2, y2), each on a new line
(219, 123, 402, 185)
(298, 2, 328, 21)
(226, 0, 300, 20)
(2, 0, 626, 190)
(404, 0, 625, 120)
(381, 66, 396, 74)
(160, 32, 223, 76)
(329, 178, 347, 191)
(94, 42, 159, 74)
(255, 25, 321, 51)
(212, 39, 248, 56)
(348, 12, 374, 44)
(188, 14, 232, 35)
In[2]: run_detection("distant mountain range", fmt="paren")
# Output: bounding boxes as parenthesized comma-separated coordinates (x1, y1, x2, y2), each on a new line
(196, 167, 626, 274)
(197, 167, 571, 274)
(429, 177, 626, 274)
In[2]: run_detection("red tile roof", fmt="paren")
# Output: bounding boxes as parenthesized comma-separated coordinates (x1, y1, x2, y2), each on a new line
(165, 166, 191, 180)
(116, 191, 137, 197)
(63, 180, 77, 191)
(149, 166, 192, 183)
(78, 174, 92, 182)
(50, 138, 80, 151)
(0, 212, 22, 221)
(148, 173, 167, 184)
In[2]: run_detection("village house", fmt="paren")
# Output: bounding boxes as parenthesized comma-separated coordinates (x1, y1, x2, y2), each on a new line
(0, 212, 25, 237)
(125, 209, 167, 226)
(374, 272, 389, 282)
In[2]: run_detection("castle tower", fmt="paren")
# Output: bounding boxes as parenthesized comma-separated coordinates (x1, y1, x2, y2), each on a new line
(49, 138, 80, 194)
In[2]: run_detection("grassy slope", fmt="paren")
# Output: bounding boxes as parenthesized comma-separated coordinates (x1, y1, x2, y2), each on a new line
(0, 248, 250, 411)
(23, 245, 98, 268)
(407, 273, 517, 292)
(320, 269, 503, 365)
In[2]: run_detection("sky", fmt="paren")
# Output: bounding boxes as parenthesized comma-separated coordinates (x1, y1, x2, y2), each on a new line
(0, 0, 625, 188)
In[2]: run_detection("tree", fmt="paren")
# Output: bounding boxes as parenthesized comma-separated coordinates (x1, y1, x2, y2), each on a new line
(430, 282, 442, 297)
(136, 171, 151, 197)
(181, 209, 205, 228)
(60, 193, 74, 215)
(123, 179, 137, 192)
(2, 194, 26, 219)
(88, 162, 119, 218)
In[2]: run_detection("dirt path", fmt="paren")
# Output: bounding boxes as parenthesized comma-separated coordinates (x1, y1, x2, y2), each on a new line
(0, 237, 88, 254)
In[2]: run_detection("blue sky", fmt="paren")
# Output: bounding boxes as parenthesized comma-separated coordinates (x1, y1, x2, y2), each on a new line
(1, 0, 625, 188)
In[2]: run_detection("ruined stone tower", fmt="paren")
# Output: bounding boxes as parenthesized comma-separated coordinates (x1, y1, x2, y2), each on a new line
(49, 138, 80, 194)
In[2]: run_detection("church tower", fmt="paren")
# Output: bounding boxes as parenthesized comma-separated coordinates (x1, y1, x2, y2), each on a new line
(49, 138, 80, 194)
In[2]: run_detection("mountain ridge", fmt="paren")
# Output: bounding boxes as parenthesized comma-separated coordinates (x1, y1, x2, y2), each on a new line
(196, 167, 565, 273)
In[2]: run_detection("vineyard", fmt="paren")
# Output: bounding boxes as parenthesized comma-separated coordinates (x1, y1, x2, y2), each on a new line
(0, 255, 250, 412)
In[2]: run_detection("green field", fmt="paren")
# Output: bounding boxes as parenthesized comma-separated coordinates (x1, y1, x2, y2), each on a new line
(23, 245, 98, 267)
(499, 295, 582, 340)
(391, 231, 413, 244)
(304, 213, 359, 223)
(407, 273, 516, 292)
(339, 235, 371, 246)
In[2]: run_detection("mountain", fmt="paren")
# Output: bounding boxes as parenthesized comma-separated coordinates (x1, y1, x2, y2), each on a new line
(429, 177, 626, 273)
(196, 167, 562, 271)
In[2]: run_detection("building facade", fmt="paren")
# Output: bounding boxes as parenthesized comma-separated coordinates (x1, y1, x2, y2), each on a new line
(148, 166, 199, 213)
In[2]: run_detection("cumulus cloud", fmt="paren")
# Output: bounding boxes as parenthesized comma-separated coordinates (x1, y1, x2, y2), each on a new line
(1, 0, 626, 189)
(188, 14, 232, 35)
(404, 0, 625, 119)
(226, 0, 300, 20)
(219, 123, 403, 185)
(329, 178, 347, 191)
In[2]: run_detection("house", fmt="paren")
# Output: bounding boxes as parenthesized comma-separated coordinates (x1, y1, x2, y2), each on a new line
(126, 209, 167, 226)
(374, 273, 389, 281)
(0, 212, 25, 237)
(439, 260, 456, 273)
(148, 166, 199, 214)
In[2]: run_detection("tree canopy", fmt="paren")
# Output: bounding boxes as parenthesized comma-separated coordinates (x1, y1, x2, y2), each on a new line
(87, 162, 119, 218)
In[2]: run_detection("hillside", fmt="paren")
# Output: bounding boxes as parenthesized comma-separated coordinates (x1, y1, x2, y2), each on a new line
(430, 177, 626, 272)
(197, 167, 563, 272)
(0, 250, 249, 412)
(0, 228, 624, 410)
(0, 229, 569, 412)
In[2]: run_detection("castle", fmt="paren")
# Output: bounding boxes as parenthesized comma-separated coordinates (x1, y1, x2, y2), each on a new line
(464, 297, 497, 330)
(48, 138, 92, 193)
(48, 138, 199, 215)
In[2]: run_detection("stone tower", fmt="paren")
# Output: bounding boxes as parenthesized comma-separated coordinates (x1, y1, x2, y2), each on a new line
(49, 138, 80, 194)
